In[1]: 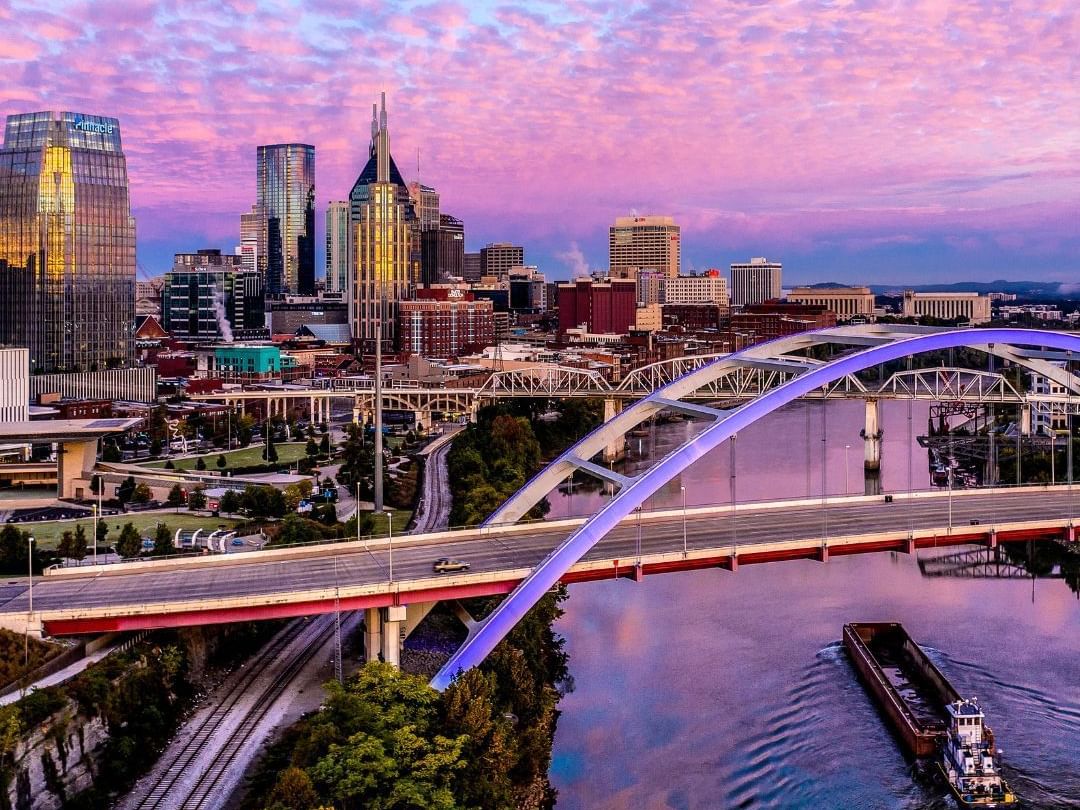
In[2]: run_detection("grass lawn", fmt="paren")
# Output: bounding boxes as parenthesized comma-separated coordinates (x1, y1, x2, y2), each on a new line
(365, 508, 412, 539)
(141, 442, 314, 471)
(22, 512, 242, 550)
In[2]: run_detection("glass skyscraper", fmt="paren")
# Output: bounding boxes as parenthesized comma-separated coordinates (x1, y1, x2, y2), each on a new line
(0, 111, 136, 372)
(256, 143, 315, 296)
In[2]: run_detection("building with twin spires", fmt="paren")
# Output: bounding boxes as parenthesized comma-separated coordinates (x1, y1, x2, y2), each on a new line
(351, 94, 418, 350)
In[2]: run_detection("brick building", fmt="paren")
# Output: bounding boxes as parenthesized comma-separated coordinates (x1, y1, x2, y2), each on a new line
(557, 279, 637, 335)
(729, 301, 836, 345)
(398, 289, 494, 358)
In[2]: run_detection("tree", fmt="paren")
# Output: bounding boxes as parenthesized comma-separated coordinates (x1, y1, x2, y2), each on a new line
(319, 434, 330, 457)
(116, 476, 136, 504)
(149, 436, 162, 456)
(195, 456, 206, 471)
(71, 524, 88, 561)
(58, 530, 78, 560)
(96, 519, 108, 548)
(263, 431, 279, 463)
(167, 484, 184, 509)
(317, 503, 338, 525)
(89, 474, 102, 496)
(320, 421, 329, 435)
(273, 514, 322, 547)
(266, 766, 321, 810)
(132, 482, 152, 504)
(152, 523, 174, 556)
(219, 489, 240, 515)
(187, 487, 207, 511)
(101, 442, 122, 463)
(115, 523, 142, 558)
(164, 459, 175, 469)
(216, 454, 227, 469)
(306, 438, 319, 459)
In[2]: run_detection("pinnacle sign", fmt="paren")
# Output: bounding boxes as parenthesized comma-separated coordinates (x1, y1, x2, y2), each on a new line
(73, 116, 115, 135)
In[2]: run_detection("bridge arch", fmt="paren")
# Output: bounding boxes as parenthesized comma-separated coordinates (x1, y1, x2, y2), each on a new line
(431, 327, 1080, 689)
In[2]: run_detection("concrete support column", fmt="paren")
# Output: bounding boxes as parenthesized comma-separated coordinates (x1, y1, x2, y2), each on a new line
(364, 607, 382, 663)
(381, 605, 407, 668)
(416, 410, 431, 432)
(352, 406, 361, 425)
(1020, 404, 1032, 436)
(309, 396, 316, 424)
(862, 398, 882, 472)
(602, 398, 625, 463)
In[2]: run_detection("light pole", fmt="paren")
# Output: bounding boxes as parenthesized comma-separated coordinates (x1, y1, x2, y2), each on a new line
(680, 484, 687, 557)
(386, 511, 394, 581)
(24, 535, 34, 664)
(947, 463, 953, 532)
(844, 445, 850, 494)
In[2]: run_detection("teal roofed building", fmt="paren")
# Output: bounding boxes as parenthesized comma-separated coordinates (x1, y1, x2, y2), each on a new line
(212, 345, 282, 382)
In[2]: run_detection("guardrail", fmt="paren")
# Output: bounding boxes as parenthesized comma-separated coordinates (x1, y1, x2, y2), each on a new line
(40, 481, 1078, 579)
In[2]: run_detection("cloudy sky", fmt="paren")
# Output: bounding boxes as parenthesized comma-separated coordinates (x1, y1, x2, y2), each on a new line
(2, 0, 1077, 283)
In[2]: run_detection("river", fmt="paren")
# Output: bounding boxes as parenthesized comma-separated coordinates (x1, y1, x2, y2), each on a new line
(548, 400, 1080, 809)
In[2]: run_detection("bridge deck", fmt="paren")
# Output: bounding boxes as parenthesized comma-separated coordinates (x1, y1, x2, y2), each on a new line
(0, 488, 1073, 636)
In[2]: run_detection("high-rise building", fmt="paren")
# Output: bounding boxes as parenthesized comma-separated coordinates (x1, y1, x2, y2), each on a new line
(463, 252, 482, 283)
(0, 111, 136, 372)
(352, 94, 416, 349)
(408, 182, 440, 231)
(729, 257, 782, 307)
(239, 204, 261, 274)
(162, 265, 265, 342)
(256, 143, 315, 296)
(609, 215, 680, 280)
(325, 201, 350, 294)
(508, 266, 547, 314)
(480, 242, 524, 282)
(421, 214, 464, 285)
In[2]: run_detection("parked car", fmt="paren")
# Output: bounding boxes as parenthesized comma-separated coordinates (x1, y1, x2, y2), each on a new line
(433, 557, 470, 574)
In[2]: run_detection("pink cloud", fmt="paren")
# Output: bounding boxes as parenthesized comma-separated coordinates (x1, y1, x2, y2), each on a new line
(0, 0, 1075, 275)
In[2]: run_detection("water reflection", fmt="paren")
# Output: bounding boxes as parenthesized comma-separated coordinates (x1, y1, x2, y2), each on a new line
(550, 402, 1080, 809)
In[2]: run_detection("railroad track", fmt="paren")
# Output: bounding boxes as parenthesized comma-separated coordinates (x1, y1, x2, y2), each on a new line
(180, 615, 340, 809)
(130, 615, 337, 810)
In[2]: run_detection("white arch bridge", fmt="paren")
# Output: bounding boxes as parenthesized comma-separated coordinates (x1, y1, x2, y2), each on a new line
(428, 326, 1080, 689)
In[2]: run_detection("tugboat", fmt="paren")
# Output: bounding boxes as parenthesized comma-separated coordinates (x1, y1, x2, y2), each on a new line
(939, 698, 1018, 807)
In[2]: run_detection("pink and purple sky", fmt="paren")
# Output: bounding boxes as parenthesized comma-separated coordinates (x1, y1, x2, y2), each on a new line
(2, 0, 1077, 283)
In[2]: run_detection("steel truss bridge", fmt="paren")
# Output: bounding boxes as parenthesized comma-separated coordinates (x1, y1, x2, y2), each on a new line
(192, 326, 1080, 428)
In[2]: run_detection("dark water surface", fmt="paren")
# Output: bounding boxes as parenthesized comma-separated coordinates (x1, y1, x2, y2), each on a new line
(549, 401, 1080, 809)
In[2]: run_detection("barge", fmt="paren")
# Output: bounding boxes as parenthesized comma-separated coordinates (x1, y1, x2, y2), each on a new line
(843, 622, 958, 756)
(844, 622, 1017, 807)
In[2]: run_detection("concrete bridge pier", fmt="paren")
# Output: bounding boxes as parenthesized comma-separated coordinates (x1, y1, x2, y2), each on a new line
(602, 398, 625, 463)
(1020, 403, 1032, 436)
(364, 603, 435, 667)
(861, 398, 882, 472)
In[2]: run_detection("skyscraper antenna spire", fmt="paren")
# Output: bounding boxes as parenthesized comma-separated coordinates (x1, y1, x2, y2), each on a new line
(380, 91, 387, 131)
(370, 103, 378, 149)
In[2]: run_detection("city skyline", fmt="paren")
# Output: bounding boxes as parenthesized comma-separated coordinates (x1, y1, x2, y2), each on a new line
(0, 1, 1076, 284)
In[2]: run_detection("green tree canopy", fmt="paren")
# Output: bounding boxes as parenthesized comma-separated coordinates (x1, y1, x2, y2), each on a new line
(115, 523, 142, 558)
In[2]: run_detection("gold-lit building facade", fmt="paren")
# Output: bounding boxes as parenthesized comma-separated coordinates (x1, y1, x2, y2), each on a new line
(0, 111, 135, 372)
(351, 95, 418, 350)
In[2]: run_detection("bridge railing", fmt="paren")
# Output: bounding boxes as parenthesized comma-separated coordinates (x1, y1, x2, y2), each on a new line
(43, 477, 1078, 574)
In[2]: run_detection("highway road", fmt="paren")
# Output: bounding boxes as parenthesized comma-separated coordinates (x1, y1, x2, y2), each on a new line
(0, 488, 1075, 624)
